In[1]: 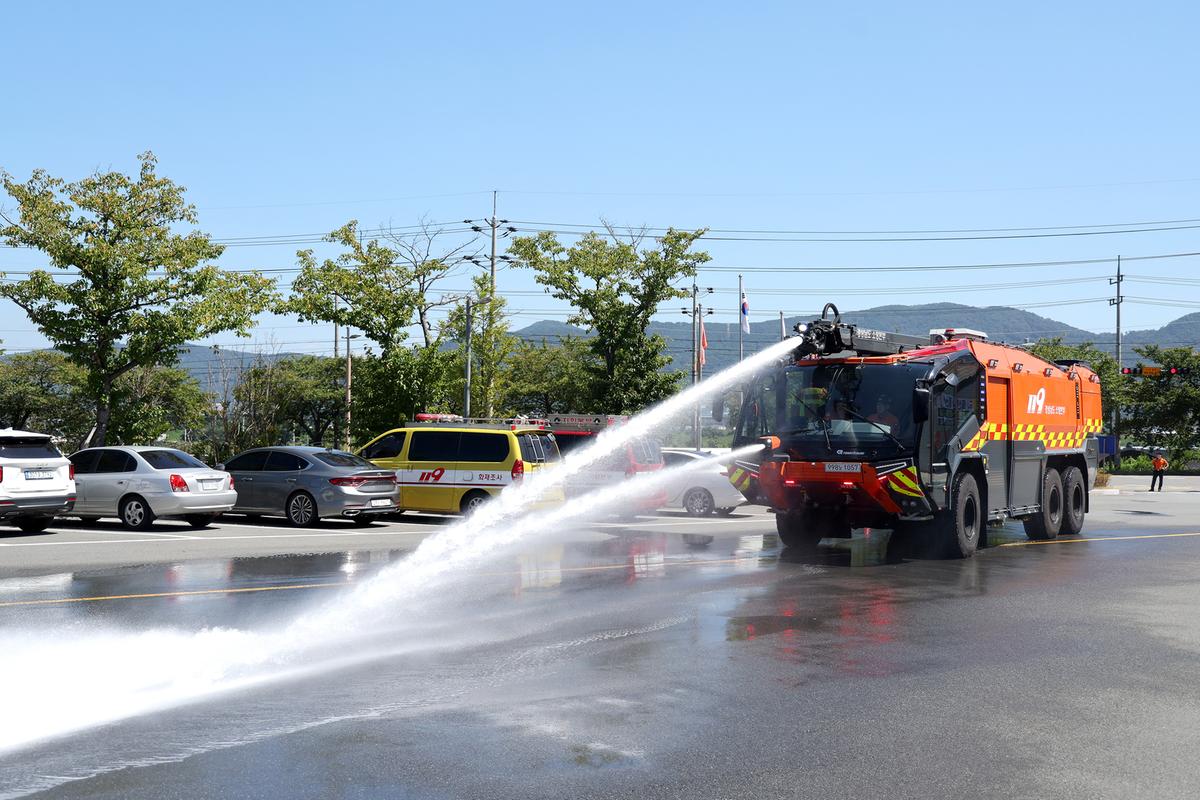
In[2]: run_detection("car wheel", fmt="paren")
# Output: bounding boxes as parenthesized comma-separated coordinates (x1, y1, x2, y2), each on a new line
(119, 496, 156, 531)
(185, 514, 218, 530)
(14, 516, 53, 534)
(715, 507, 737, 516)
(285, 492, 318, 527)
(460, 491, 489, 515)
(683, 487, 715, 516)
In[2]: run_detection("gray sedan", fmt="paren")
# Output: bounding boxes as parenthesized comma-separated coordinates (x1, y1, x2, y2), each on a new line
(69, 446, 237, 530)
(220, 447, 399, 526)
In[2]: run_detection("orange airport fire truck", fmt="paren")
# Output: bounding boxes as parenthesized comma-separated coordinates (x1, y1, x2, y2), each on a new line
(732, 304, 1103, 558)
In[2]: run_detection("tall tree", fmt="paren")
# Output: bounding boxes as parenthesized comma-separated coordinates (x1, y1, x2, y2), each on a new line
(284, 222, 416, 356)
(0, 351, 91, 442)
(1120, 345, 1200, 462)
(1029, 338, 1126, 426)
(106, 366, 209, 446)
(0, 153, 277, 445)
(502, 337, 596, 415)
(444, 273, 515, 417)
(508, 226, 710, 412)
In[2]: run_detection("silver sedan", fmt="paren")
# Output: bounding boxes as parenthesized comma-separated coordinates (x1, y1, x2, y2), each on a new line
(69, 446, 237, 530)
(220, 447, 399, 526)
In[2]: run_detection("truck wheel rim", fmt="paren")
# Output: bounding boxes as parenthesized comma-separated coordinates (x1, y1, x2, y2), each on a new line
(964, 496, 978, 542)
(125, 502, 144, 526)
(290, 495, 314, 524)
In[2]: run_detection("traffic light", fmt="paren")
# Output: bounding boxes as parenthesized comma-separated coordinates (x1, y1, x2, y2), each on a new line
(1168, 366, 1191, 376)
(1121, 366, 1141, 376)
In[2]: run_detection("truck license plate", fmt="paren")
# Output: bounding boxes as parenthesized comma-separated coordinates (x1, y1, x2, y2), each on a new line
(824, 463, 861, 473)
(370, 498, 391, 507)
(24, 469, 55, 480)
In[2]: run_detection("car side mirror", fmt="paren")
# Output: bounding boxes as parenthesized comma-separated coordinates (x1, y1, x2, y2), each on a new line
(912, 387, 931, 424)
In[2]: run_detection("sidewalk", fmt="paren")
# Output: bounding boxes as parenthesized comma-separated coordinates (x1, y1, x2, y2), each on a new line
(1105, 474, 1200, 494)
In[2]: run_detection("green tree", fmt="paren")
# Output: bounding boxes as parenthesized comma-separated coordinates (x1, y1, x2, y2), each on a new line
(106, 366, 209, 446)
(0, 153, 277, 445)
(1028, 338, 1126, 427)
(1121, 345, 1200, 462)
(508, 226, 710, 412)
(444, 273, 515, 417)
(502, 337, 596, 415)
(0, 351, 92, 443)
(284, 222, 416, 355)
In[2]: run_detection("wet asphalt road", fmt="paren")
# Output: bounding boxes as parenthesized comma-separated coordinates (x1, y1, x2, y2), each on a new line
(3, 492, 1200, 799)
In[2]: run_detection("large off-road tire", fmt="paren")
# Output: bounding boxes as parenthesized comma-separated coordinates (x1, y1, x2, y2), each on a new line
(285, 492, 318, 527)
(775, 509, 848, 552)
(1023, 467, 1063, 541)
(1061, 466, 1086, 536)
(119, 495, 156, 531)
(940, 472, 982, 559)
(14, 516, 53, 534)
(682, 487, 715, 517)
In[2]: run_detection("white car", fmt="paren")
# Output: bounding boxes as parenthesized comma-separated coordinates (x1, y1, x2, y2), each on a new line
(0, 428, 76, 533)
(661, 448, 746, 516)
(69, 446, 236, 530)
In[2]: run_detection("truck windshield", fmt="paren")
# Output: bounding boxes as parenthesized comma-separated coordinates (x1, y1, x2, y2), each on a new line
(740, 362, 931, 458)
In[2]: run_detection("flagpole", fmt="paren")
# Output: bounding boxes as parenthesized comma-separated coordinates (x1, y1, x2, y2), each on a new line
(737, 274, 744, 362)
(779, 311, 786, 341)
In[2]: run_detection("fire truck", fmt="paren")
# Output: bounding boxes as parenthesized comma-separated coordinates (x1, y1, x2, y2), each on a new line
(548, 413, 668, 512)
(732, 304, 1103, 558)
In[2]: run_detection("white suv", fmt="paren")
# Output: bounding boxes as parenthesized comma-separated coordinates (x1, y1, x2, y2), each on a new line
(0, 428, 76, 533)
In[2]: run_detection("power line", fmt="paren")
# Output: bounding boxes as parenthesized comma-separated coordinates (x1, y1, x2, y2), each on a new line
(508, 222, 1200, 243)
(509, 214, 1200, 237)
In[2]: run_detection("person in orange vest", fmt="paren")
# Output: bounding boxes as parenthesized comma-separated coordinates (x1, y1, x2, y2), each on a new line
(1151, 452, 1169, 492)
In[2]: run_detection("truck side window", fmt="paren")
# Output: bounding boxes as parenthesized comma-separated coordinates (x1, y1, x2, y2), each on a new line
(931, 369, 982, 457)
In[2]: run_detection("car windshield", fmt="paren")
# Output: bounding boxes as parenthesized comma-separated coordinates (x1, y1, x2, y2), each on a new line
(140, 449, 208, 469)
(313, 451, 376, 468)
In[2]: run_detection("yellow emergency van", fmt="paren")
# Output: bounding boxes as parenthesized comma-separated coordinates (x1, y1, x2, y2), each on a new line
(358, 417, 562, 514)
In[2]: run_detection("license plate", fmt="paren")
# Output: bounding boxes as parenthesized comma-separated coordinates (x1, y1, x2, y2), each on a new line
(370, 498, 392, 507)
(24, 469, 55, 480)
(200, 480, 221, 491)
(824, 462, 862, 473)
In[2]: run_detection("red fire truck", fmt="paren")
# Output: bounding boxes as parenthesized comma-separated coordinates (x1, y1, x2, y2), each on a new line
(732, 304, 1103, 558)
(548, 413, 668, 512)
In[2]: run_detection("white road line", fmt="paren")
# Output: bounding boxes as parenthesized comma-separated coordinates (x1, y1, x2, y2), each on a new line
(0, 528, 436, 548)
(594, 517, 768, 529)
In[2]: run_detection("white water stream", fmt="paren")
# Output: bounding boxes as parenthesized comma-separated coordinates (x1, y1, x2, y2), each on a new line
(0, 337, 799, 756)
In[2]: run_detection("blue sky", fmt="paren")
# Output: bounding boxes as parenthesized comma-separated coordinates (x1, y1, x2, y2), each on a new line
(2, 1, 1199, 359)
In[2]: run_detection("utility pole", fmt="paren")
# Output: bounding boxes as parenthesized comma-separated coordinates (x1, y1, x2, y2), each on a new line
(1109, 255, 1124, 465)
(682, 283, 713, 450)
(463, 297, 473, 418)
(343, 328, 353, 451)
